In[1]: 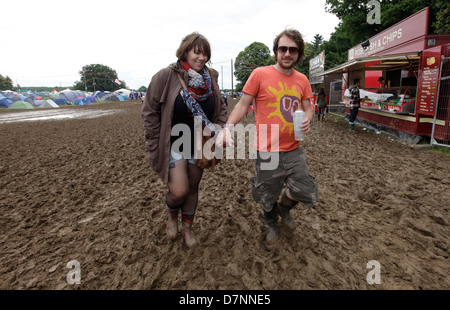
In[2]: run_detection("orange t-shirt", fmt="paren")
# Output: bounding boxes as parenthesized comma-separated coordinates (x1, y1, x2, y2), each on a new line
(243, 66, 313, 152)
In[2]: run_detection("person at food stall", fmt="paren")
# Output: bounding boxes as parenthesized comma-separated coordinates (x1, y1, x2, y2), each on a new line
(348, 78, 361, 132)
(316, 87, 327, 121)
(378, 77, 387, 88)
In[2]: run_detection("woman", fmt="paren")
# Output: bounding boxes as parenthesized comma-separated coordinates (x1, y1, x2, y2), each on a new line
(316, 87, 327, 121)
(141, 33, 228, 247)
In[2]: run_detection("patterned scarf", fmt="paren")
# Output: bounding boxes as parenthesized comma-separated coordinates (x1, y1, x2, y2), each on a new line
(179, 61, 218, 136)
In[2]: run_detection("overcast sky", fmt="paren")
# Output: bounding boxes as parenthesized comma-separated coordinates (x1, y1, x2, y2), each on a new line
(1, 0, 340, 90)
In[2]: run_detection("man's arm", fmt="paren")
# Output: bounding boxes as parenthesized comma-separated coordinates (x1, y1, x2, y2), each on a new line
(216, 93, 254, 147)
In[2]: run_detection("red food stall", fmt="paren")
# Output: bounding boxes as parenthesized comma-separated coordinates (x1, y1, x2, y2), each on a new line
(319, 7, 450, 142)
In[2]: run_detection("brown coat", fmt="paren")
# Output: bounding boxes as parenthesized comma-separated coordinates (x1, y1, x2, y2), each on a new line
(141, 61, 228, 184)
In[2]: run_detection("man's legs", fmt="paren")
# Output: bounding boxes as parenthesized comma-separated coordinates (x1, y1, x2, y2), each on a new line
(283, 148, 319, 227)
(251, 152, 284, 242)
(349, 108, 358, 132)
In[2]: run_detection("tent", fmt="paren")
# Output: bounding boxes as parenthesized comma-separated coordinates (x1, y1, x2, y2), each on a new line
(38, 100, 59, 108)
(115, 88, 131, 97)
(73, 97, 93, 105)
(116, 94, 129, 101)
(0, 98, 14, 108)
(59, 90, 85, 103)
(12, 95, 26, 102)
(24, 96, 35, 106)
(100, 93, 120, 102)
(8, 101, 34, 109)
(54, 98, 70, 105)
(87, 95, 98, 103)
(34, 100, 45, 107)
(93, 91, 106, 99)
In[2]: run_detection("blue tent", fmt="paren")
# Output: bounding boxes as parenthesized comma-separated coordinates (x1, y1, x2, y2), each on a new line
(93, 91, 106, 99)
(12, 95, 26, 102)
(73, 97, 93, 105)
(24, 96, 35, 106)
(0, 98, 14, 108)
(54, 98, 70, 105)
(87, 96, 98, 103)
(60, 90, 85, 103)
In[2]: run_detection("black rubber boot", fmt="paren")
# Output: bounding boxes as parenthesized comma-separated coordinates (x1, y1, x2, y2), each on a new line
(263, 205, 279, 243)
(278, 189, 298, 230)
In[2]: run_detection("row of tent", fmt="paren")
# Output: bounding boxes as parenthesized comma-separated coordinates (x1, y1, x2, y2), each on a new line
(0, 89, 140, 109)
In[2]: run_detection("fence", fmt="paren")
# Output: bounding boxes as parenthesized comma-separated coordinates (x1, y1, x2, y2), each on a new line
(328, 80, 346, 116)
(431, 55, 450, 147)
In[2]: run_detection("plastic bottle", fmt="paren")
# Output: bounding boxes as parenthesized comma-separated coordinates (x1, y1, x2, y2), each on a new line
(293, 110, 305, 141)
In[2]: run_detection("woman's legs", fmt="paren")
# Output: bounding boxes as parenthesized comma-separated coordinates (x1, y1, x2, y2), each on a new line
(166, 159, 203, 246)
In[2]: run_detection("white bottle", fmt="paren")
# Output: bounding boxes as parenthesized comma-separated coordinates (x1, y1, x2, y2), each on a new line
(293, 110, 305, 141)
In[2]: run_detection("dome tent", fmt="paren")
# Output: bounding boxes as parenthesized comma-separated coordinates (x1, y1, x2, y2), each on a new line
(0, 98, 14, 108)
(38, 100, 59, 108)
(8, 101, 34, 109)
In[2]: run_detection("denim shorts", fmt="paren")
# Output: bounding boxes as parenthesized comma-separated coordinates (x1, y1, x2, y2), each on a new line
(250, 147, 319, 212)
(169, 150, 196, 168)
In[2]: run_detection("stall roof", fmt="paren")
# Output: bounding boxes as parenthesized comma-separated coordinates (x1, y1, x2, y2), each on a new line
(318, 52, 421, 76)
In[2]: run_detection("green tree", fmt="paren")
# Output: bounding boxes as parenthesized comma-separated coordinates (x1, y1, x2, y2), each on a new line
(73, 64, 126, 92)
(234, 42, 275, 92)
(137, 86, 147, 92)
(322, 0, 450, 69)
(0, 74, 13, 91)
(295, 42, 315, 76)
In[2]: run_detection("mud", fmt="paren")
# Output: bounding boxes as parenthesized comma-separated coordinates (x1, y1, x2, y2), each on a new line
(0, 100, 448, 290)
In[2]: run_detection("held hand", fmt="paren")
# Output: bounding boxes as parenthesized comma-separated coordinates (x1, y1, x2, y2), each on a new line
(215, 128, 234, 148)
(301, 118, 311, 134)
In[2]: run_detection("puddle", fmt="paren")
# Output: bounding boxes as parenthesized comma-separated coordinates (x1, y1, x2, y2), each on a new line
(0, 109, 118, 124)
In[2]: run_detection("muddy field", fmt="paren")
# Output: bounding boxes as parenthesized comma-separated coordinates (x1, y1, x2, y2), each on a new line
(0, 99, 448, 290)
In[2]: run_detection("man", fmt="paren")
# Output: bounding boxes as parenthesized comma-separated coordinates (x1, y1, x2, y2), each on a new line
(377, 76, 387, 88)
(348, 78, 361, 132)
(216, 29, 319, 242)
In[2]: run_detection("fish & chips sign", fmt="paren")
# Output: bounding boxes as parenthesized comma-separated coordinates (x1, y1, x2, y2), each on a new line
(348, 7, 429, 60)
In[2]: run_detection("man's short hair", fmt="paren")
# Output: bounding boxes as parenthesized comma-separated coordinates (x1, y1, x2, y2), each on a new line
(354, 78, 360, 84)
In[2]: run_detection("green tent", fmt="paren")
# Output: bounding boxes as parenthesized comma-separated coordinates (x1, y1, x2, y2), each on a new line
(8, 101, 34, 109)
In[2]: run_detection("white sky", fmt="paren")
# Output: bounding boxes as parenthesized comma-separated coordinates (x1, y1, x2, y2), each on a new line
(0, 0, 340, 90)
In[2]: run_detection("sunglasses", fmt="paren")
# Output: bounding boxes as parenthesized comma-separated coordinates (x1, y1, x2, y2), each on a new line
(278, 46, 299, 54)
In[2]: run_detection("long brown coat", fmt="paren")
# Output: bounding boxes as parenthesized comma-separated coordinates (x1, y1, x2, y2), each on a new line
(141, 61, 228, 184)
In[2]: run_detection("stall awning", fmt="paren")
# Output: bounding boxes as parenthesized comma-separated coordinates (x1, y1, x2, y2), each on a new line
(318, 52, 421, 76)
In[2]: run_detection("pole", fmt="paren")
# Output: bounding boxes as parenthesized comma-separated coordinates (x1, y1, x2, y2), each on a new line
(221, 65, 223, 90)
(231, 59, 234, 98)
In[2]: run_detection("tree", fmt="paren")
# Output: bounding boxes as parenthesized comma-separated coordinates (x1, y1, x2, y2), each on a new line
(73, 64, 126, 92)
(0, 74, 13, 91)
(234, 42, 275, 92)
(137, 86, 147, 92)
(322, 0, 450, 69)
(295, 42, 315, 76)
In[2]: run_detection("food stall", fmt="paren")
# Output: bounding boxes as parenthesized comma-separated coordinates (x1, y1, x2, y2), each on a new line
(319, 7, 450, 141)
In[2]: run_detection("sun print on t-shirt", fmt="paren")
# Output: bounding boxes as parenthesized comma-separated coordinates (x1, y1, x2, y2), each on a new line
(266, 82, 302, 136)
